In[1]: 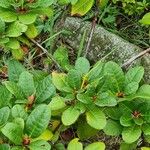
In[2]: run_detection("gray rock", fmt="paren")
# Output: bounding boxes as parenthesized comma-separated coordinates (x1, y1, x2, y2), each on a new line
(63, 17, 150, 83)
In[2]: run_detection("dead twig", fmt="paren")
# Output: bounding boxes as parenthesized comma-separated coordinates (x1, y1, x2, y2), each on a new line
(121, 48, 150, 68)
(84, 16, 97, 57)
(84, 0, 100, 57)
(30, 39, 63, 71)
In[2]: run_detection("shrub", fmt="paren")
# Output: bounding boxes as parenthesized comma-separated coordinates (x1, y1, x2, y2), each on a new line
(0, 57, 150, 149)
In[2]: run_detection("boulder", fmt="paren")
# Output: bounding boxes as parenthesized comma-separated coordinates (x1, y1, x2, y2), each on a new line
(63, 17, 150, 83)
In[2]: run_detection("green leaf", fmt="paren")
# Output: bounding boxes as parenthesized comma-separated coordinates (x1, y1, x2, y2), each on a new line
(120, 112, 133, 127)
(62, 106, 81, 126)
(26, 104, 51, 137)
(49, 96, 66, 111)
(68, 69, 81, 89)
(0, 0, 11, 8)
(87, 61, 104, 82)
(104, 61, 125, 91)
(7, 38, 20, 49)
(95, 92, 117, 107)
(77, 93, 92, 104)
(11, 146, 24, 150)
(77, 118, 98, 140)
(52, 72, 72, 92)
(6, 21, 27, 37)
(0, 85, 12, 108)
(104, 106, 123, 120)
(13, 118, 24, 130)
(124, 82, 139, 95)
(71, 0, 94, 16)
(35, 129, 53, 141)
(29, 140, 51, 150)
(32, 7, 53, 17)
(0, 107, 10, 126)
(53, 46, 73, 71)
(18, 71, 35, 97)
(0, 9, 17, 22)
(75, 57, 90, 75)
(119, 142, 137, 150)
(4, 81, 24, 99)
(8, 59, 26, 82)
(125, 66, 144, 84)
(140, 13, 150, 25)
(36, 75, 56, 103)
(122, 125, 141, 143)
(0, 18, 5, 33)
(136, 84, 150, 100)
(11, 48, 24, 60)
(103, 120, 122, 136)
(25, 24, 38, 39)
(0, 144, 10, 150)
(12, 105, 28, 120)
(142, 124, 150, 136)
(67, 138, 83, 150)
(1, 123, 23, 145)
(0, 38, 9, 44)
(84, 142, 105, 150)
(19, 13, 37, 25)
(86, 105, 106, 129)
(99, 0, 109, 10)
(141, 147, 150, 150)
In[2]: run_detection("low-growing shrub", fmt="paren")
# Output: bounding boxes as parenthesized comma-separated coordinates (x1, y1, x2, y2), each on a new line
(0, 57, 150, 149)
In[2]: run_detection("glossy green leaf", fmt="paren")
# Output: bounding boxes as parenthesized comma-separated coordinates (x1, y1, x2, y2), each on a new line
(7, 38, 20, 49)
(19, 13, 37, 25)
(52, 72, 72, 92)
(0, 144, 10, 150)
(0, 18, 5, 33)
(18, 71, 35, 97)
(8, 59, 26, 82)
(62, 106, 81, 126)
(49, 96, 66, 110)
(95, 92, 117, 107)
(0, 85, 12, 108)
(75, 57, 90, 75)
(29, 140, 51, 150)
(104, 61, 125, 91)
(104, 120, 122, 136)
(142, 124, 150, 135)
(122, 125, 141, 143)
(36, 75, 56, 103)
(25, 24, 38, 38)
(125, 66, 144, 84)
(84, 142, 105, 150)
(26, 104, 51, 137)
(53, 46, 73, 71)
(136, 84, 150, 100)
(6, 21, 27, 37)
(71, 0, 94, 16)
(77, 118, 98, 140)
(4, 81, 24, 99)
(86, 105, 106, 129)
(0, 107, 10, 126)
(124, 82, 139, 95)
(68, 69, 81, 89)
(0, 9, 17, 22)
(120, 112, 133, 127)
(12, 105, 28, 120)
(1, 123, 23, 145)
(140, 13, 150, 25)
(67, 138, 83, 150)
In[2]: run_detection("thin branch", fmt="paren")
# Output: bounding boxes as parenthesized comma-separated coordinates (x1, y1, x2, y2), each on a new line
(121, 48, 150, 68)
(84, 16, 97, 57)
(30, 39, 63, 71)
